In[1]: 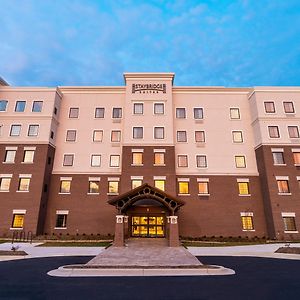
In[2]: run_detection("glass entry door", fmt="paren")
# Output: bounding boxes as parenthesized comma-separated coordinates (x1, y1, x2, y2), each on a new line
(131, 216, 165, 237)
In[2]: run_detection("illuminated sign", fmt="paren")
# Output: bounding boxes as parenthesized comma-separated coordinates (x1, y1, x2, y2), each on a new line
(132, 83, 166, 94)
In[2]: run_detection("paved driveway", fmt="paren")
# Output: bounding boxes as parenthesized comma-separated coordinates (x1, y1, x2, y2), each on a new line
(0, 256, 300, 299)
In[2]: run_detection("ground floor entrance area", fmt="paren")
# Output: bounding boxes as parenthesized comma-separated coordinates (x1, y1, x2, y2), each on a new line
(131, 215, 165, 237)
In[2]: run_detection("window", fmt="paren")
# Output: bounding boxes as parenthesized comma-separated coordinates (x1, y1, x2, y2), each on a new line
(54, 107, 58, 115)
(0, 177, 11, 191)
(277, 180, 290, 194)
(91, 155, 101, 167)
(89, 180, 100, 193)
(10, 125, 21, 136)
(241, 216, 254, 230)
(4, 150, 16, 163)
(132, 152, 143, 165)
(154, 127, 164, 139)
(273, 152, 285, 165)
(111, 130, 121, 142)
(283, 102, 294, 113)
(264, 101, 275, 113)
(15, 101, 26, 112)
(178, 181, 189, 194)
(132, 180, 142, 189)
(235, 156, 246, 168)
(196, 155, 207, 168)
(95, 107, 105, 118)
(18, 178, 30, 191)
(268, 126, 280, 138)
(12, 214, 25, 228)
(195, 131, 205, 142)
(0, 100, 8, 111)
(133, 103, 143, 114)
(288, 126, 299, 138)
(63, 154, 74, 166)
(56, 214, 67, 228)
(28, 125, 39, 136)
(154, 153, 165, 165)
(198, 182, 209, 195)
(154, 180, 165, 191)
(93, 130, 103, 142)
(108, 181, 119, 194)
(154, 103, 164, 114)
(238, 182, 250, 195)
(283, 217, 297, 231)
(32, 101, 43, 112)
(177, 131, 187, 142)
(110, 155, 120, 167)
(50, 131, 54, 139)
(194, 108, 203, 119)
(293, 152, 300, 165)
(178, 155, 188, 167)
(230, 108, 240, 119)
(133, 127, 143, 139)
(232, 131, 243, 143)
(66, 130, 76, 142)
(60, 180, 71, 193)
(112, 107, 122, 118)
(23, 150, 34, 163)
(69, 108, 79, 118)
(176, 108, 186, 118)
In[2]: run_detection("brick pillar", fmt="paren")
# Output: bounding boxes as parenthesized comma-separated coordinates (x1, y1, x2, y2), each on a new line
(113, 215, 125, 247)
(167, 216, 180, 247)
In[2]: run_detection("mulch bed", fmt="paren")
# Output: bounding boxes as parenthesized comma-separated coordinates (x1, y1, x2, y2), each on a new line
(0, 250, 28, 256)
(275, 247, 300, 254)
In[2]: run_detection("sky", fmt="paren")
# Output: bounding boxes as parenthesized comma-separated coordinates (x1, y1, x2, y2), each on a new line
(1, 0, 300, 87)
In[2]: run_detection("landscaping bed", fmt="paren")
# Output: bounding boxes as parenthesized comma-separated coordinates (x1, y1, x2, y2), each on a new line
(0, 250, 28, 256)
(275, 247, 300, 254)
(37, 241, 112, 247)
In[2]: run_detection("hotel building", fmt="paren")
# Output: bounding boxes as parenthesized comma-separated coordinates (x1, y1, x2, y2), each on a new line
(0, 73, 300, 243)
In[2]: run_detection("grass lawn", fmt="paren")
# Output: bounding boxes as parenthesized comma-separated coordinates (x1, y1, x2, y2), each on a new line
(182, 241, 267, 247)
(0, 240, 8, 244)
(37, 241, 111, 247)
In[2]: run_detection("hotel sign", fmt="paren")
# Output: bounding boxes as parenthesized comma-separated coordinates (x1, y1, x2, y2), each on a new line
(132, 83, 166, 94)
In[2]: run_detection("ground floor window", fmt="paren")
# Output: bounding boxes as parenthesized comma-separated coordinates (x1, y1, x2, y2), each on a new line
(240, 212, 254, 230)
(154, 180, 165, 191)
(198, 182, 209, 195)
(277, 179, 290, 194)
(12, 214, 25, 229)
(89, 180, 100, 193)
(178, 181, 189, 194)
(60, 180, 71, 193)
(108, 181, 119, 194)
(55, 214, 68, 228)
(283, 217, 297, 232)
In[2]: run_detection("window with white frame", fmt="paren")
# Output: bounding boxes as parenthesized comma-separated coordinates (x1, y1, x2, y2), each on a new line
(235, 156, 246, 168)
(69, 107, 79, 118)
(178, 155, 188, 167)
(0, 100, 8, 111)
(272, 150, 285, 165)
(111, 130, 121, 142)
(268, 126, 280, 138)
(18, 177, 31, 191)
(133, 103, 143, 115)
(293, 151, 300, 165)
(0, 176, 11, 191)
(195, 131, 205, 142)
(237, 179, 250, 195)
(93, 130, 103, 142)
(95, 107, 105, 118)
(282, 213, 297, 232)
(10, 124, 21, 136)
(241, 212, 254, 230)
(177, 131, 187, 142)
(154, 127, 164, 139)
(198, 179, 209, 195)
(283, 102, 295, 113)
(196, 155, 207, 168)
(230, 108, 240, 119)
(178, 180, 189, 194)
(32, 101, 43, 112)
(66, 130, 76, 142)
(89, 179, 100, 194)
(55, 212, 68, 228)
(232, 131, 243, 143)
(108, 179, 119, 194)
(28, 125, 39, 136)
(133, 127, 143, 139)
(131, 179, 143, 189)
(91, 155, 101, 167)
(60, 179, 71, 193)
(110, 155, 120, 167)
(154, 152, 165, 165)
(23, 150, 35, 163)
(63, 154, 74, 166)
(154, 179, 165, 191)
(264, 101, 275, 113)
(288, 126, 299, 138)
(12, 212, 25, 228)
(112, 107, 122, 118)
(176, 108, 186, 118)
(132, 152, 143, 165)
(194, 108, 203, 119)
(4, 149, 16, 163)
(15, 101, 26, 112)
(154, 103, 164, 114)
(276, 177, 290, 194)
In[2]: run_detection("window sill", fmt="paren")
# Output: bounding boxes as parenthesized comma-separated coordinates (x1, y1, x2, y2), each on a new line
(107, 193, 119, 196)
(274, 164, 286, 166)
(112, 119, 122, 123)
(21, 162, 34, 164)
(242, 229, 255, 232)
(178, 194, 190, 196)
(154, 164, 166, 167)
(194, 119, 204, 123)
(131, 164, 143, 167)
(2, 162, 15, 164)
(87, 193, 99, 195)
(198, 194, 210, 196)
(239, 194, 251, 197)
(0, 190, 9, 192)
(54, 227, 67, 230)
(16, 190, 29, 193)
(278, 193, 292, 196)
(10, 228, 23, 230)
(59, 192, 71, 195)
(294, 164, 300, 167)
(284, 231, 299, 233)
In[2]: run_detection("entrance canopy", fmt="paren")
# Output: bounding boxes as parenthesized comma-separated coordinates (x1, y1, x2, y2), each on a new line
(108, 183, 185, 215)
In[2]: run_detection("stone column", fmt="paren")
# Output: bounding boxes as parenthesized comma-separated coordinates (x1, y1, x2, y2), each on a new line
(167, 216, 180, 247)
(113, 215, 125, 247)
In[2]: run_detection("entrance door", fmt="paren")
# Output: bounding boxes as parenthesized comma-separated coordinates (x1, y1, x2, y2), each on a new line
(131, 216, 165, 237)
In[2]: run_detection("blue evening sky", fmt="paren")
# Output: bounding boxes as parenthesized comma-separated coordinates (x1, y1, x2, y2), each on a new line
(1, 0, 300, 87)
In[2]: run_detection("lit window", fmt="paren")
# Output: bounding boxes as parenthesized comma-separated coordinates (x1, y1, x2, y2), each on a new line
(198, 182, 209, 195)
(32, 101, 43, 112)
(133, 103, 143, 114)
(18, 178, 30, 191)
(268, 126, 280, 138)
(178, 181, 189, 194)
(132, 152, 143, 165)
(283, 102, 295, 113)
(283, 217, 297, 231)
(235, 156, 246, 168)
(23, 150, 34, 163)
(60, 180, 71, 193)
(154, 180, 165, 191)
(178, 155, 188, 167)
(293, 152, 300, 165)
(56, 214, 67, 228)
(69, 107, 79, 118)
(176, 108, 186, 118)
(15, 101, 26, 112)
(63, 154, 74, 166)
(93, 130, 103, 142)
(111, 130, 121, 142)
(110, 155, 120, 167)
(177, 131, 187, 142)
(12, 214, 25, 228)
(273, 152, 285, 165)
(154, 153, 165, 165)
(232, 131, 243, 143)
(91, 155, 101, 167)
(112, 108, 122, 118)
(196, 155, 207, 168)
(10, 125, 21, 136)
(28, 125, 39, 136)
(277, 180, 290, 194)
(288, 126, 299, 138)
(132, 180, 142, 189)
(66, 130, 76, 142)
(194, 108, 203, 119)
(108, 181, 119, 193)
(154, 103, 164, 114)
(241, 216, 254, 230)
(89, 180, 100, 193)
(133, 127, 143, 139)
(154, 127, 164, 139)
(195, 131, 205, 142)
(0, 100, 8, 111)
(0, 177, 11, 191)
(264, 101, 275, 113)
(4, 150, 16, 163)
(238, 182, 250, 195)
(95, 107, 105, 118)
(230, 108, 240, 119)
